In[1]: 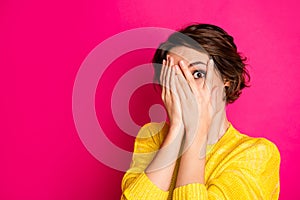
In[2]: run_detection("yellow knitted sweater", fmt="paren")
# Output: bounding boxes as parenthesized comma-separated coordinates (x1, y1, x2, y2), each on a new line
(121, 122, 280, 199)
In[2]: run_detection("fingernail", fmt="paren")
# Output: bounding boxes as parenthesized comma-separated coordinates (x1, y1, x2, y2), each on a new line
(174, 65, 179, 71)
(180, 60, 185, 66)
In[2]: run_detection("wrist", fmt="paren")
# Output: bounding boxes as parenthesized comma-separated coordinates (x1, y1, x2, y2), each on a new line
(163, 122, 184, 143)
(184, 125, 209, 151)
(169, 120, 184, 131)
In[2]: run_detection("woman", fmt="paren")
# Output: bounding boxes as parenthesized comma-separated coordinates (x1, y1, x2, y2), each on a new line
(121, 24, 280, 200)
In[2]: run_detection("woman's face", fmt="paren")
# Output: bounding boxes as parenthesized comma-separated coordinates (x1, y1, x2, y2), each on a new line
(166, 46, 224, 87)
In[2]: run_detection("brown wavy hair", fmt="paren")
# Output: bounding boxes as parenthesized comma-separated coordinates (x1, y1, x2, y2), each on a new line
(152, 24, 250, 104)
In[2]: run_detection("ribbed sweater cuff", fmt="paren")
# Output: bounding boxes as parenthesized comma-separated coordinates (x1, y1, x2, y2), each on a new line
(173, 183, 207, 199)
(124, 172, 169, 200)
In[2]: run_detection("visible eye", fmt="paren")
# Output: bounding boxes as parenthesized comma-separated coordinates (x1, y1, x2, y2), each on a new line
(192, 70, 206, 79)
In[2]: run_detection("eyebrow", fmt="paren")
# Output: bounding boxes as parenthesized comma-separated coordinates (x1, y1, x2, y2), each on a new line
(188, 61, 206, 67)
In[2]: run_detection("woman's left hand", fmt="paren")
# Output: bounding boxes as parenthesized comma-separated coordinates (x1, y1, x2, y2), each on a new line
(174, 59, 225, 141)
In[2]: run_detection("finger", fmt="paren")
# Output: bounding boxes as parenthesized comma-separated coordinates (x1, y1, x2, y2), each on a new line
(160, 59, 167, 101)
(170, 65, 177, 97)
(174, 63, 181, 76)
(178, 60, 197, 94)
(204, 59, 214, 90)
(178, 60, 193, 84)
(175, 75, 186, 101)
(165, 56, 172, 95)
(176, 73, 191, 99)
(159, 59, 166, 85)
(211, 86, 225, 113)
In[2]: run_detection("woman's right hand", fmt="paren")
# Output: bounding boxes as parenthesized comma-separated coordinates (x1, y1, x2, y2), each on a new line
(160, 55, 183, 129)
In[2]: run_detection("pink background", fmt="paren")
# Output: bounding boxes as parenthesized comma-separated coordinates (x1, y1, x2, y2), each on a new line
(1, 0, 299, 199)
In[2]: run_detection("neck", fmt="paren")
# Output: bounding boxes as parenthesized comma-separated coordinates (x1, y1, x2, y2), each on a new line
(207, 108, 229, 145)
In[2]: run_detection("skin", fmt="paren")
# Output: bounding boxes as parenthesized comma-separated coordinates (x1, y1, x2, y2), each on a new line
(145, 46, 230, 191)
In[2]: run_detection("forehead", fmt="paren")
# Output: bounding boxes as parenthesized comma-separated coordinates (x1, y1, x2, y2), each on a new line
(167, 46, 209, 62)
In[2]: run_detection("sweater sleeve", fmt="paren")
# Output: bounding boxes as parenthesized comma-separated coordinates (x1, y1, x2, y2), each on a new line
(172, 138, 281, 200)
(121, 122, 169, 200)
